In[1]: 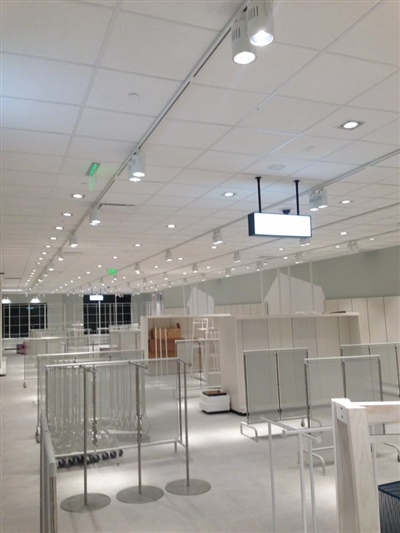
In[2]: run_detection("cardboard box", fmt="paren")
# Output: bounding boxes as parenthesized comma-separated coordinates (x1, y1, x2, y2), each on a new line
(166, 327, 181, 339)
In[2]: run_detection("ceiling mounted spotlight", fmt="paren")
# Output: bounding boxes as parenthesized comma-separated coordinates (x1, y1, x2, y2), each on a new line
(309, 189, 328, 211)
(233, 251, 242, 263)
(163, 272, 168, 281)
(2, 297, 11, 304)
(135, 263, 141, 274)
(212, 228, 223, 245)
(256, 261, 263, 271)
(69, 234, 78, 248)
(231, 14, 256, 65)
(225, 268, 231, 278)
(89, 207, 101, 226)
(295, 253, 303, 264)
(299, 237, 311, 247)
(201, 274, 206, 282)
(31, 296, 41, 303)
(165, 249, 173, 262)
(192, 263, 199, 273)
(247, 0, 274, 47)
(128, 150, 145, 181)
(183, 278, 188, 285)
(48, 262, 55, 272)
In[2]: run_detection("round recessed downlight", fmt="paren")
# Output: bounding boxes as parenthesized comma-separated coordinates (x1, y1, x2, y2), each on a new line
(62, 212, 72, 217)
(341, 200, 352, 204)
(340, 231, 348, 236)
(72, 193, 84, 199)
(223, 192, 236, 197)
(55, 226, 63, 230)
(134, 243, 141, 247)
(342, 121, 360, 129)
(167, 224, 176, 229)
(50, 236, 57, 240)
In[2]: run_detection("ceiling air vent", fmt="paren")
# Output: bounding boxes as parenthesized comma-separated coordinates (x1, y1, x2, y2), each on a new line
(98, 203, 136, 213)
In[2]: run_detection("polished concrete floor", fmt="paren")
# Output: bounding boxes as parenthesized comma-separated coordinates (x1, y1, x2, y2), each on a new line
(1, 352, 399, 533)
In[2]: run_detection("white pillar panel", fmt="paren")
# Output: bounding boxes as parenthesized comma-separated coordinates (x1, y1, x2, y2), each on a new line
(336, 299, 353, 312)
(316, 317, 341, 357)
(292, 317, 318, 358)
(325, 299, 339, 313)
(367, 297, 387, 343)
(383, 296, 400, 342)
(351, 298, 370, 343)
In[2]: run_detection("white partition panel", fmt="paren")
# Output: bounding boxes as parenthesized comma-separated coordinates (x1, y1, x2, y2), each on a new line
(351, 298, 370, 343)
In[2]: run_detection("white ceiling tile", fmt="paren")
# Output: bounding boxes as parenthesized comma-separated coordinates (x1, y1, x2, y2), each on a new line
(240, 96, 338, 133)
(167, 85, 266, 125)
(109, 180, 165, 195)
(101, 10, 217, 80)
(1, 151, 63, 174)
(374, 152, 400, 169)
(76, 108, 154, 142)
(1, 53, 93, 105)
(2, 2, 112, 63)
(139, 166, 183, 183)
(190, 151, 260, 173)
(143, 145, 203, 168)
(344, 165, 399, 184)
(348, 72, 400, 113)
(0, 169, 58, 188)
(2, 97, 80, 134)
(172, 168, 232, 186)
(211, 128, 293, 156)
(273, 0, 379, 49)
(157, 183, 212, 198)
(244, 155, 312, 177)
(121, 0, 242, 30)
(328, 1, 400, 66)
(144, 195, 194, 208)
(2, 184, 53, 200)
(195, 39, 317, 94)
(325, 141, 398, 165)
(305, 106, 398, 140)
(293, 161, 358, 181)
(68, 137, 133, 163)
(270, 135, 352, 161)
(1, 129, 70, 157)
(361, 119, 400, 146)
(86, 68, 181, 116)
(148, 119, 230, 150)
(279, 53, 397, 105)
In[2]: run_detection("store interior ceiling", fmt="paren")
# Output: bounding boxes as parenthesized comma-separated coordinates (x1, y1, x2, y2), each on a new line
(1, 0, 399, 296)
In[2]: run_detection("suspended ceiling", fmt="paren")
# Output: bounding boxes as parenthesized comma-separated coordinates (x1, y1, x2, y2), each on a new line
(1, 0, 399, 295)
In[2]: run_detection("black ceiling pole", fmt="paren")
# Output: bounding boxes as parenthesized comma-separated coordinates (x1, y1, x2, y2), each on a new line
(256, 176, 262, 213)
(294, 180, 300, 215)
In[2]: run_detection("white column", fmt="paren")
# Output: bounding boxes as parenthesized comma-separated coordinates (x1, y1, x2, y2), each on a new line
(0, 272, 4, 375)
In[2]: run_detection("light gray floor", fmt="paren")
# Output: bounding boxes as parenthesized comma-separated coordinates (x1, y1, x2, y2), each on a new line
(1, 353, 399, 533)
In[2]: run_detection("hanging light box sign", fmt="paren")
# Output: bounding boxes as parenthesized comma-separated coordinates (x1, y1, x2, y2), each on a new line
(248, 212, 312, 238)
(89, 294, 104, 301)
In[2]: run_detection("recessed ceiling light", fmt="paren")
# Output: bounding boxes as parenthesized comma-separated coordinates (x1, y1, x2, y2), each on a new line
(178, 257, 183, 261)
(134, 243, 141, 247)
(112, 255, 118, 259)
(369, 237, 375, 241)
(341, 200, 352, 204)
(339, 120, 364, 130)
(50, 236, 57, 241)
(154, 265, 159, 269)
(98, 264, 102, 268)
(167, 224, 175, 229)
(223, 192, 236, 197)
(86, 271, 90, 275)
(206, 266, 211, 269)
(278, 247, 284, 251)
(55, 226, 63, 230)
(42, 251, 47, 255)
(340, 231, 348, 235)
(45, 245, 51, 248)
(62, 212, 72, 217)
(283, 256, 288, 260)
(335, 245, 341, 248)
(211, 245, 217, 249)
(72, 193, 84, 199)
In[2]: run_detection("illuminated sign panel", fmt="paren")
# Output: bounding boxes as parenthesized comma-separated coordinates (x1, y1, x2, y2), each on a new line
(89, 294, 104, 301)
(248, 212, 312, 238)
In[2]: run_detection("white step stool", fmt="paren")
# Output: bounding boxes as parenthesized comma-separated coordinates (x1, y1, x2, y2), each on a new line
(199, 391, 230, 413)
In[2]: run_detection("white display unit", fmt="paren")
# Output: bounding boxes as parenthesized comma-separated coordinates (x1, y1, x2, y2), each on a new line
(216, 313, 361, 414)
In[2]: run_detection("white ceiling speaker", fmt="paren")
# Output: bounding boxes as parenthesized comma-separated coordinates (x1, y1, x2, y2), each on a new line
(231, 14, 256, 65)
(128, 150, 145, 181)
(247, 0, 274, 47)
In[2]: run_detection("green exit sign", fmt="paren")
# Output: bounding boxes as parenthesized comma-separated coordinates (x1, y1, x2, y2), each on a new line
(108, 268, 118, 276)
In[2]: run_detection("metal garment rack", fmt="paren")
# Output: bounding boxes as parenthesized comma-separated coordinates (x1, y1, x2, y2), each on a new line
(240, 347, 309, 441)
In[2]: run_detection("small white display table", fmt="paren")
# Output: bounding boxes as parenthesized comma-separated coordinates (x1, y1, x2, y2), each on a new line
(199, 391, 230, 413)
